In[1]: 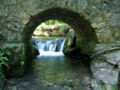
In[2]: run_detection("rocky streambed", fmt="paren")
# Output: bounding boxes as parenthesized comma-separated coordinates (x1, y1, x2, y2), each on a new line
(3, 56, 92, 90)
(3, 43, 120, 90)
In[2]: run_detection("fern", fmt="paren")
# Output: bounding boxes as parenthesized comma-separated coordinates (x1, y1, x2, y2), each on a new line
(0, 45, 10, 86)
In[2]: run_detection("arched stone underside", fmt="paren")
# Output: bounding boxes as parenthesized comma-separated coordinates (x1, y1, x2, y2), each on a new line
(22, 8, 98, 63)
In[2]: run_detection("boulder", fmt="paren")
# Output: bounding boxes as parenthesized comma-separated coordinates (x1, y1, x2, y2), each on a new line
(90, 44, 120, 90)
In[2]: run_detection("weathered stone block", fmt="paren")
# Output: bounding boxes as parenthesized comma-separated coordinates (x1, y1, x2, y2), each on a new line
(109, 13, 120, 26)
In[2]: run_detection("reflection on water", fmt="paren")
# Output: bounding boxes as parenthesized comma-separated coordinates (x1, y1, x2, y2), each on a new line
(4, 56, 91, 90)
(4, 38, 92, 90)
(32, 56, 91, 89)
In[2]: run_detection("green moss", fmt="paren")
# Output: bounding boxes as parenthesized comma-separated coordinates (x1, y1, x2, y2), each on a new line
(32, 46, 39, 58)
(111, 84, 118, 90)
(58, 24, 68, 34)
(24, 40, 33, 69)
(6, 63, 25, 77)
(102, 84, 118, 90)
(94, 81, 118, 90)
(75, 34, 96, 55)
(33, 36, 65, 41)
(4, 43, 25, 77)
(24, 39, 39, 71)
(0, 40, 5, 44)
(43, 20, 65, 25)
(90, 60, 95, 72)
(75, 35, 82, 49)
(49, 32, 60, 36)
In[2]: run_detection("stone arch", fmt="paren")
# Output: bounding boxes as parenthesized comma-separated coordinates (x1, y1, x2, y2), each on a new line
(22, 7, 98, 66)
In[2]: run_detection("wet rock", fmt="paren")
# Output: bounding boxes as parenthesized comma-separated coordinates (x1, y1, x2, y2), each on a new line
(91, 57, 119, 85)
(82, 77, 91, 87)
(33, 45, 39, 57)
(91, 45, 120, 89)
(76, 0, 88, 12)
(22, 82, 30, 86)
(109, 13, 120, 26)
(5, 21, 21, 32)
(21, 0, 43, 16)
(7, 31, 20, 42)
(104, 51, 120, 65)
(12, 86, 17, 90)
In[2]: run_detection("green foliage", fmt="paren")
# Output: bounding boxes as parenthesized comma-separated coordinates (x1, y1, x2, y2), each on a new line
(59, 24, 68, 34)
(0, 44, 10, 86)
(0, 51, 9, 68)
(44, 20, 65, 25)
(0, 26, 2, 31)
(34, 20, 69, 37)
(0, 25, 2, 40)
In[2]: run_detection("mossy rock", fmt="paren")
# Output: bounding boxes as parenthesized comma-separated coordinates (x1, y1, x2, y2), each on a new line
(32, 45, 39, 57)
(4, 43, 25, 77)
(100, 83, 118, 90)
(90, 57, 119, 90)
(33, 36, 65, 41)
(5, 63, 25, 77)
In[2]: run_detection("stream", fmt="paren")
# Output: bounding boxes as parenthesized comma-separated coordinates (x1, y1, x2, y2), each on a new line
(4, 38, 92, 90)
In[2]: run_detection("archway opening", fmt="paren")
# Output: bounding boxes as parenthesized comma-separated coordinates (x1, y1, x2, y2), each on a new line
(32, 20, 70, 56)
(29, 19, 94, 89)
(22, 8, 98, 67)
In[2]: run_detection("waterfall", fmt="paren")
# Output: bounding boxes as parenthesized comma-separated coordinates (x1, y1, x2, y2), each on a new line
(34, 38, 66, 56)
(59, 39, 66, 52)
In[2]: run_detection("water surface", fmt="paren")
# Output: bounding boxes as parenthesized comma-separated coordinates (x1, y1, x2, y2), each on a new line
(4, 56, 91, 90)
(4, 38, 92, 90)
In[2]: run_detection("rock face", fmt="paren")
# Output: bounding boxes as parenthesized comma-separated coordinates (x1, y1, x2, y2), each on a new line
(0, 0, 120, 42)
(109, 13, 120, 26)
(91, 44, 120, 90)
(91, 59, 118, 84)
(0, 0, 120, 43)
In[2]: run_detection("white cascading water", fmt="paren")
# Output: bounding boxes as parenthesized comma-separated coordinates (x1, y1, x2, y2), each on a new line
(35, 38, 66, 56)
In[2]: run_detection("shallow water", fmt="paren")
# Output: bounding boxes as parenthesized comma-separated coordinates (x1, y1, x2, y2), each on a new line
(4, 56, 92, 90)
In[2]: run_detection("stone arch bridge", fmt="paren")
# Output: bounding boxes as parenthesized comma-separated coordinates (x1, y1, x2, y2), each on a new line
(0, 0, 120, 87)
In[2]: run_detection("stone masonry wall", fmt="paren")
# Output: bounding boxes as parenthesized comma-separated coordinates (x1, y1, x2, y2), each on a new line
(0, 0, 120, 78)
(0, 0, 120, 43)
